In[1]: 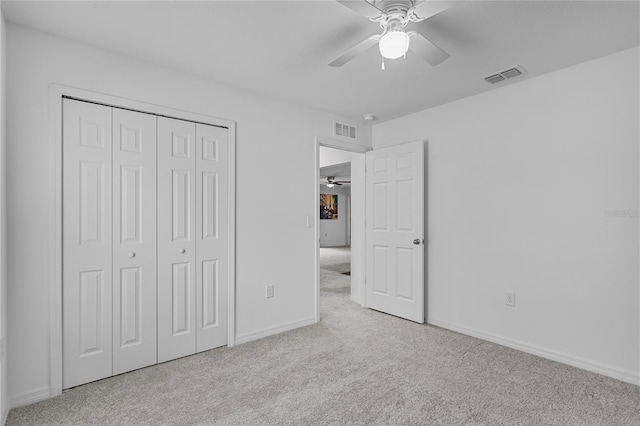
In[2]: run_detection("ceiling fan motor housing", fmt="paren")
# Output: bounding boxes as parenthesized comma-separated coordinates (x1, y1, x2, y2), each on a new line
(373, 0, 415, 14)
(382, 17, 406, 32)
(373, 1, 426, 33)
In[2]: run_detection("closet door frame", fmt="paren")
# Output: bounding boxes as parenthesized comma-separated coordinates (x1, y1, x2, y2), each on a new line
(49, 84, 236, 398)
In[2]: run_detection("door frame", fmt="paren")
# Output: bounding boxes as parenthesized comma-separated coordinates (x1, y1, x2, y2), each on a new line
(49, 84, 237, 397)
(314, 136, 369, 322)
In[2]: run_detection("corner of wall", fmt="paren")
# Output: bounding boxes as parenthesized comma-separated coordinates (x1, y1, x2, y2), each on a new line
(0, 5, 7, 424)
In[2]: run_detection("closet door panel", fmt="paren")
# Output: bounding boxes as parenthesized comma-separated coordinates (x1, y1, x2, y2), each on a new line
(196, 124, 229, 352)
(112, 109, 157, 374)
(62, 99, 113, 389)
(158, 117, 197, 363)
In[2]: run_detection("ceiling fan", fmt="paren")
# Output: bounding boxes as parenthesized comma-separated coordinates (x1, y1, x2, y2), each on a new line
(324, 176, 351, 187)
(329, 0, 461, 69)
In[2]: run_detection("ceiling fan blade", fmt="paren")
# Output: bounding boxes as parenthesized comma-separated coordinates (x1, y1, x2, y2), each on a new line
(336, 0, 384, 20)
(329, 35, 380, 67)
(410, 0, 461, 21)
(407, 31, 449, 66)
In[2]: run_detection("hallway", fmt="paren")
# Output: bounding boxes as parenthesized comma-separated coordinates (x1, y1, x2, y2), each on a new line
(319, 246, 351, 301)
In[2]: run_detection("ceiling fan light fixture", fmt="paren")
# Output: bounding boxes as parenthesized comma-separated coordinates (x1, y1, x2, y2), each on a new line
(379, 30, 410, 59)
(326, 183, 335, 188)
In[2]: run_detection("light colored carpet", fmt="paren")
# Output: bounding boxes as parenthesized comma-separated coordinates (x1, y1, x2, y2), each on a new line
(7, 247, 640, 425)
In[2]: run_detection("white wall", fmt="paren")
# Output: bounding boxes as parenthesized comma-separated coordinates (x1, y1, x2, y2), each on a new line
(0, 8, 6, 424)
(373, 47, 640, 384)
(319, 190, 349, 247)
(5, 24, 371, 406)
(349, 154, 365, 304)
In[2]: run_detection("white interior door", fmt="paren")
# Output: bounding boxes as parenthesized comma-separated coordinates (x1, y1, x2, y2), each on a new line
(365, 141, 424, 323)
(112, 108, 157, 374)
(195, 124, 229, 352)
(157, 117, 197, 363)
(63, 99, 113, 388)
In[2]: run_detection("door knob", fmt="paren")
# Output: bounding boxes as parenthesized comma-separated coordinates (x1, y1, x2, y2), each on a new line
(413, 239, 421, 245)
(128, 252, 136, 258)
(178, 248, 186, 254)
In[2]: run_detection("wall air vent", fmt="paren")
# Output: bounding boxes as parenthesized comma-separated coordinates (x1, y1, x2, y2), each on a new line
(484, 65, 526, 84)
(334, 121, 357, 140)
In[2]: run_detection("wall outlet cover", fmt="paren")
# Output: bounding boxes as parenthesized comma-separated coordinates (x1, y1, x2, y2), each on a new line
(505, 292, 516, 307)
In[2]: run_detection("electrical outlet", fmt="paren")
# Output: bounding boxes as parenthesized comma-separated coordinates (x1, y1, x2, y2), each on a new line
(306, 215, 314, 228)
(266, 284, 274, 299)
(505, 292, 516, 307)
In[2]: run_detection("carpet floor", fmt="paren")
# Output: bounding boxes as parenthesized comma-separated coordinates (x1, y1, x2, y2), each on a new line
(7, 246, 640, 425)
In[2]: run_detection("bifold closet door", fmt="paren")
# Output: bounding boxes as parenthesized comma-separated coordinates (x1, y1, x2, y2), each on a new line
(64, 99, 230, 384)
(157, 119, 229, 362)
(63, 99, 113, 389)
(63, 99, 159, 388)
(196, 124, 229, 351)
(112, 108, 158, 375)
(157, 117, 197, 362)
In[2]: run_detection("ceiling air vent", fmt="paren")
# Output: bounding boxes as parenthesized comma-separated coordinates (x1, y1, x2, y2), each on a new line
(484, 65, 526, 84)
(485, 74, 505, 84)
(334, 121, 357, 140)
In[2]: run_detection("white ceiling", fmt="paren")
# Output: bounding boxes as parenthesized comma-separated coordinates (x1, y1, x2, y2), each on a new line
(3, 0, 639, 123)
(320, 162, 351, 179)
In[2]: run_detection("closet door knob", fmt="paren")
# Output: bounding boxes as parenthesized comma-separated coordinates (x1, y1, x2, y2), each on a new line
(128, 252, 136, 258)
(178, 248, 186, 254)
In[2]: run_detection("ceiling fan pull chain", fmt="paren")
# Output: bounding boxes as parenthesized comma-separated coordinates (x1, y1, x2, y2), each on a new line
(381, 57, 385, 71)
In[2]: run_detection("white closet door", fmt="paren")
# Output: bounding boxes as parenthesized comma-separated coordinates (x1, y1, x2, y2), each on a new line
(62, 99, 113, 389)
(157, 117, 197, 362)
(195, 124, 228, 352)
(112, 109, 158, 374)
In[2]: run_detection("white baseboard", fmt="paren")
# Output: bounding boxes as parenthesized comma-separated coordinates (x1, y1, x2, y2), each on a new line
(428, 317, 639, 386)
(235, 317, 317, 345)
(8, 386, 51, 409)
(349, 295, 361, 305)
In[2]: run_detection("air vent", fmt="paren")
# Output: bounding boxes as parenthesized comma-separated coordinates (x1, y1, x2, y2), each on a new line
(485, 74, 505, 84)
(334, 121, 357, 140)
(501, 67, 522, 79)
(484, 65, 526, 84)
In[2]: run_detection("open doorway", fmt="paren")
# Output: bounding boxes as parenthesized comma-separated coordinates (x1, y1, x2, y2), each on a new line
(315, 139, 367, 322)
(319, 160, 352, 304)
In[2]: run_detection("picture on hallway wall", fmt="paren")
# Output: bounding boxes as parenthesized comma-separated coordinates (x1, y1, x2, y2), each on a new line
(320, 194, 338, 220)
